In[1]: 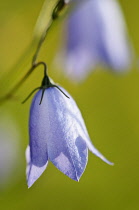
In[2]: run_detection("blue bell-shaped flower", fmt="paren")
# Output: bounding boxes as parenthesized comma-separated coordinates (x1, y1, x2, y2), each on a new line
(26, 77, 113, 188)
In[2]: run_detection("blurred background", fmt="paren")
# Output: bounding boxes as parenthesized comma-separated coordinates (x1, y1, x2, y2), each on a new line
(0, 0, 139, 209)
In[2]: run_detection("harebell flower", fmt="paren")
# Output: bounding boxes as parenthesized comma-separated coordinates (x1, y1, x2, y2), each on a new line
(25, 65, 113, 188)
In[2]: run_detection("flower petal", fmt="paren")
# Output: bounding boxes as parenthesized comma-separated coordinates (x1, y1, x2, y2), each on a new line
(92, 0, 132, 71)
(58, 0, 132, 81)
(63, 1, 98, 81)
(84, 140, 113, 165)
(29, 92, 49, 167)
(58, 87, 113, 165)
(27, 91, 50, 187)
(49, 136, 88, 181)
(38, 88, 88, 181)
(26, 146, 48, 188)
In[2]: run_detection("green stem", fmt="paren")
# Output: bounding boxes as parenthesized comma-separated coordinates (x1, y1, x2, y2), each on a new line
(0, 62, 46, 105)
(0, 0, 68, 105)
(32, 19, 52, 65)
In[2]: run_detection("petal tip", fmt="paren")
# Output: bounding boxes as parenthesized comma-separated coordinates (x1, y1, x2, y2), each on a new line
(27, 175, 36, 188)
(109, 162, 114, 166)
(73, 176, 80, 182)
(26, 163, 48, 188)
(27, 182, 33, 189)
(99, 155, 114, 166)
(27, 183, 32, 189)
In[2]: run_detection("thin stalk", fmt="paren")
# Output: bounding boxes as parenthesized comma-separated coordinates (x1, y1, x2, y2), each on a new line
(0, 0, 69, 105)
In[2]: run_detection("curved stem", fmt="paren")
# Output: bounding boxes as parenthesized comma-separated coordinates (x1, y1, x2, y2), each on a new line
(0, 0, 68, 105)
(32, 0, 67, 66)
(0, 62, 47, 105)
(32, 19, 52, 65)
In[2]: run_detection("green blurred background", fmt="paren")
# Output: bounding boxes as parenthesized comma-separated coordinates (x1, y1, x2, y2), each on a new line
(0, 0, 139, 209)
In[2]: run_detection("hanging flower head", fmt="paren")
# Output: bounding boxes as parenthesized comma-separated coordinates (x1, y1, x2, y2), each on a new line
(25, 64, 113, 188)
(56, 0, 133, 81)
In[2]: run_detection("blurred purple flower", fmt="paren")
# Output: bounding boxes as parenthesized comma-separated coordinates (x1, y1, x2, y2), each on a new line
(26, 86, 113, 188)
(57, 0, 132, 81)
